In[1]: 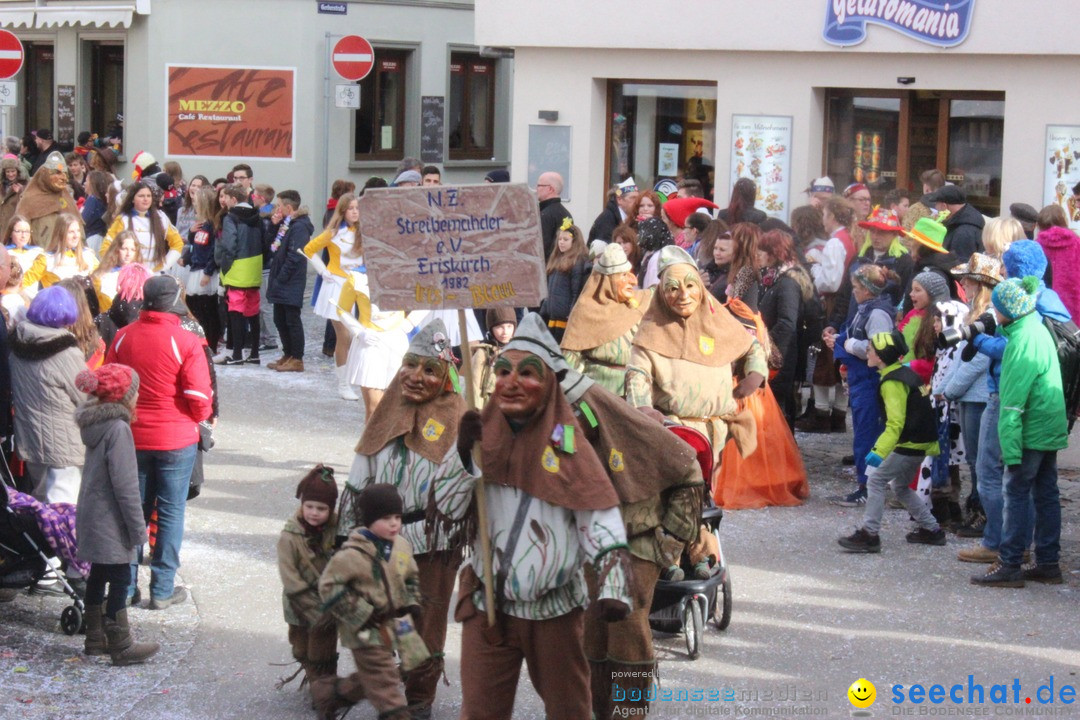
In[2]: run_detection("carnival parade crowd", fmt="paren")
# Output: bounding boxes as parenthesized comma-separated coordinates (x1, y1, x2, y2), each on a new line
(0, 124, 1077, 719)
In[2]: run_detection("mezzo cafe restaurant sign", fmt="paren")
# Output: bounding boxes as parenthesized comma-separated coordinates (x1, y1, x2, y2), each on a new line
(823, 0, 975, 47)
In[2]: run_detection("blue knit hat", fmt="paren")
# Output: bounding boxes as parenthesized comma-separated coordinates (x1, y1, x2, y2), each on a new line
(1002, 240, 1047, 281)
(992, 276, 1039, 321)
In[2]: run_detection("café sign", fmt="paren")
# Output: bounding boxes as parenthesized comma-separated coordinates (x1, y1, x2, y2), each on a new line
(823, 0, 975, 48)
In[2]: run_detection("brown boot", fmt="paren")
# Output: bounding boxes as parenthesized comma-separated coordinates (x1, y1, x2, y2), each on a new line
(830, 409, 847, 432)
(83, 604, 106, 656)
(103, 609, 160, 666)
(311, 676, 361, 720)
(795, 409, 832, 433)
(278, 357, 305, 373)
(267, 356, 291, 370)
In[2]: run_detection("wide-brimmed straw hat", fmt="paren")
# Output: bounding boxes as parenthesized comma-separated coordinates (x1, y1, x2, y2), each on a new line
(950, 252, 1003, 287)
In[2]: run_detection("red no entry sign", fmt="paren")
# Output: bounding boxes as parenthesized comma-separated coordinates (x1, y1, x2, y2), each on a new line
(0, 30, 24, 80)
(332, 35, 374, 82)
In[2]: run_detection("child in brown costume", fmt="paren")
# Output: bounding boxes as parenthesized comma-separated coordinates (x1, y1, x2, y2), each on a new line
(276, 465, 340, 692)
(314, 483, 426, 720)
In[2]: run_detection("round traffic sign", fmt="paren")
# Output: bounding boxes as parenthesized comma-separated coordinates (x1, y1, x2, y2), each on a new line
(332, 36, 374, 82)
(0, 30, 24, 80)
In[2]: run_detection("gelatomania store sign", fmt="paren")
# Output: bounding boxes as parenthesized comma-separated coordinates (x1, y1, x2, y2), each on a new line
(824, 0, 975, 47)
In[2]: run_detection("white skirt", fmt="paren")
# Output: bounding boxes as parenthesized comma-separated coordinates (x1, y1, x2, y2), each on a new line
(181, 266, 220, 296)
(313, 276, 346, 320)
(346, 327, 409, 389)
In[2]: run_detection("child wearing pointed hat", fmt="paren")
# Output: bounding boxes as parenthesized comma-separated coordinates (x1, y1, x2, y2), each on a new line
(562, 242, 653, 396)
(338, 318, 476, 717)
(517, 312, 704, 718)
(276, 465, 340, 693)
(838, 330, 945, 553)
(315, 482, 425, 719)
(455, 313, 632, 719)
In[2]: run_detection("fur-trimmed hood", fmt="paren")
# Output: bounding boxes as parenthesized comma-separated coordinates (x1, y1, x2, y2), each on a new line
(76, 400, 132, 448)
(10, 321, 79, 361)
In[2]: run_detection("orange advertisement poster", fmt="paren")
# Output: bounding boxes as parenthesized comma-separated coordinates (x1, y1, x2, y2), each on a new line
(166, 65, 295, 160)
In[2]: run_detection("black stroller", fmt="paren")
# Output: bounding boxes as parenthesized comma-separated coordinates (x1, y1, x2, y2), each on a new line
(0, 465, 86, 635)
(648, 425, 732, 660)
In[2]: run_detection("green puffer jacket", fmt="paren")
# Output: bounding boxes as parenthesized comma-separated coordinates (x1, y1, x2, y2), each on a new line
(998, 312, 1068, 466)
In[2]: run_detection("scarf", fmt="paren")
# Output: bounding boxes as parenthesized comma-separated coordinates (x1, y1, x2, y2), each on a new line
(560, 272, 652, 351)
(633, 266, 753, 368)
(297, 509, 336, 556)
(355, 371, 465, 464)
(360, 529, 392, 561)
(479, 371, 618, 511)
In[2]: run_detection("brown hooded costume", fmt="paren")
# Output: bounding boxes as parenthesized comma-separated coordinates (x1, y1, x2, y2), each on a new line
(456, 314, 633, 720)
(0, 156, 28, 235)
(15, 153, 80, 249)
(339, 318, 475, 713)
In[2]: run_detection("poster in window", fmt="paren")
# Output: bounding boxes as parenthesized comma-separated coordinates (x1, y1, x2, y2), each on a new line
(1043, 125, 1080, 230)
(657, 142, 679, 177)
(730, 114, 793, 222)
(166, 65, 295, 160)
(684, 98, 716, 125)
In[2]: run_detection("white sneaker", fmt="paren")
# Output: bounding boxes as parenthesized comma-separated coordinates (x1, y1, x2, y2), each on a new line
(335, 365, 359, 401)
(212, 351, 230, 364)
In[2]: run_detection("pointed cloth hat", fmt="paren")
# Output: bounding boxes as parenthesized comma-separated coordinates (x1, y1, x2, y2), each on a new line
(632, 248, 752, 367)
(561, 245, 651, 352)
(483, 313, 618, 511)
(354, 317, 465, 463)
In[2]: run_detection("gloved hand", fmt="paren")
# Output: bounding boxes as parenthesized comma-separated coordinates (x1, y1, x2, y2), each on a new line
(865, 451, 884, 468)
(596, 598, 631, 623)
(960, 339, 979, 362)
(977, 312, 997, 337)
(732, 371, 764, 399)
(361, 330, 381, 347)
(458, 410, 482, 465)
(320, 269, 336, 282)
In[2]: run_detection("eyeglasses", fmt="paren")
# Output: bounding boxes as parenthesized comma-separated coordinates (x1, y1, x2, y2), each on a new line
(233, 174, 249, 180)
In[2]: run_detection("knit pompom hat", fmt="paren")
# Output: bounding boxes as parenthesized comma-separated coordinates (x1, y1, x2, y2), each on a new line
(1002, 240, 1047, 281)
(75, 363, 139, 404)
(870, 330, 909, 367)
(296, 464, 339, 508)
(992, 276, 1039, 321)
(358, 483, 404, 527)
(912, 271, 950, 304)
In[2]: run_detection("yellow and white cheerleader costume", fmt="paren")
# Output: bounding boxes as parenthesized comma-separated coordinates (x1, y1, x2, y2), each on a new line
(23, 248, 99, 289)
(302, 224, 364, 320)
(101, 210, 184, 273)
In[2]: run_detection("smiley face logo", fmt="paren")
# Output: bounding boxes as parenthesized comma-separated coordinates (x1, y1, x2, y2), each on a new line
(847, 678, 876, 709)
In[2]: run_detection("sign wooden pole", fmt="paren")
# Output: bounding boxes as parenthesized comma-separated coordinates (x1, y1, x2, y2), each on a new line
(457, 308, 496, 627)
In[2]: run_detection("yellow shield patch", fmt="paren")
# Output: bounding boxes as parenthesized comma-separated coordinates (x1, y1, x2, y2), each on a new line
(541, 446, 560, 473)
(699, 335, 715, 355)
(608, 448, 625, 473)
(421, 418, 445, 442)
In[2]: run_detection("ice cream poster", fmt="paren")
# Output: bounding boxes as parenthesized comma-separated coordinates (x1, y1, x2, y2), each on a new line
(730, 115, 793, 222)
(1043, 125, 1080, 230)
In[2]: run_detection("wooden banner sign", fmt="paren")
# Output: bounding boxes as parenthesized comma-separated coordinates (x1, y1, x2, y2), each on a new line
(358, 184, 547, 311)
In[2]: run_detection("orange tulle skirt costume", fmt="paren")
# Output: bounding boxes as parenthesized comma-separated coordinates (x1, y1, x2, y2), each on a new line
(713, 298, 810, 509)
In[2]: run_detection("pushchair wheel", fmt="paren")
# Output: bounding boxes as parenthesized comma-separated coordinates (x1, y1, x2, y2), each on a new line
(716, 574, 732, 631)
(683, 598, 703, 659)
(60, 605, 83, 636)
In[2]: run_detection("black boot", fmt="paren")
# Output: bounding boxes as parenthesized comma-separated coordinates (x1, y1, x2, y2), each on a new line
(795, 409, 832, 434)
(930, 496, 951, 527)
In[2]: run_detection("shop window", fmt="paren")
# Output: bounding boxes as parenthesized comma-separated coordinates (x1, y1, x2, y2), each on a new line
(825, 94, 901, 202)
(448, 53, 495, 160)
(607, 82, 718, 199)
(23, 43, 53, 134)
(353, 49, 409, 161)
(90, 43, 124, 140)
(947, 99, 1004, 216)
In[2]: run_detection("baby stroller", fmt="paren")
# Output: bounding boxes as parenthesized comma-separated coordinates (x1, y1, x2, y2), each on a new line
(648, 424, 731, 660)
(0, 467, 86, 635)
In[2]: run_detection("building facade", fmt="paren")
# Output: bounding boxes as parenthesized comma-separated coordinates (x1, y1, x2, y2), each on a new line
(476, 0, 1080, 226)
(0, 0, 510, 203)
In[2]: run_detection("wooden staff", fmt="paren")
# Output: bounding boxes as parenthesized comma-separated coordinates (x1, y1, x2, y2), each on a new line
(457, 308, 496, 627)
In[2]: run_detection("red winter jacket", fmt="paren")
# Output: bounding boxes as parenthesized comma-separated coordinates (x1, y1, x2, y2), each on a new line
(105, 311, 213, 451)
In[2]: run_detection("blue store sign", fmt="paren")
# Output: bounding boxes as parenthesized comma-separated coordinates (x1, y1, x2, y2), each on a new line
(823, 0, 975, 47)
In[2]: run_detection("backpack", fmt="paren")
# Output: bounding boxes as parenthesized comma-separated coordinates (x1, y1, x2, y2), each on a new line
(1042, 315, 1080, 430)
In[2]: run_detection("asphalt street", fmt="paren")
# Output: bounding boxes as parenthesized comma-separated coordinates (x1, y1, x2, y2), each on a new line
(3, 307, 1079, 719)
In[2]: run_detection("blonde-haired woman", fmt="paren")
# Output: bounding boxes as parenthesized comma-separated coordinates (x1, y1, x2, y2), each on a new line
(23, 212, 99, 289)
(299, 192, 364, 399)
(91, 229, 143, 312)
(981, 217, 1024, 259)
